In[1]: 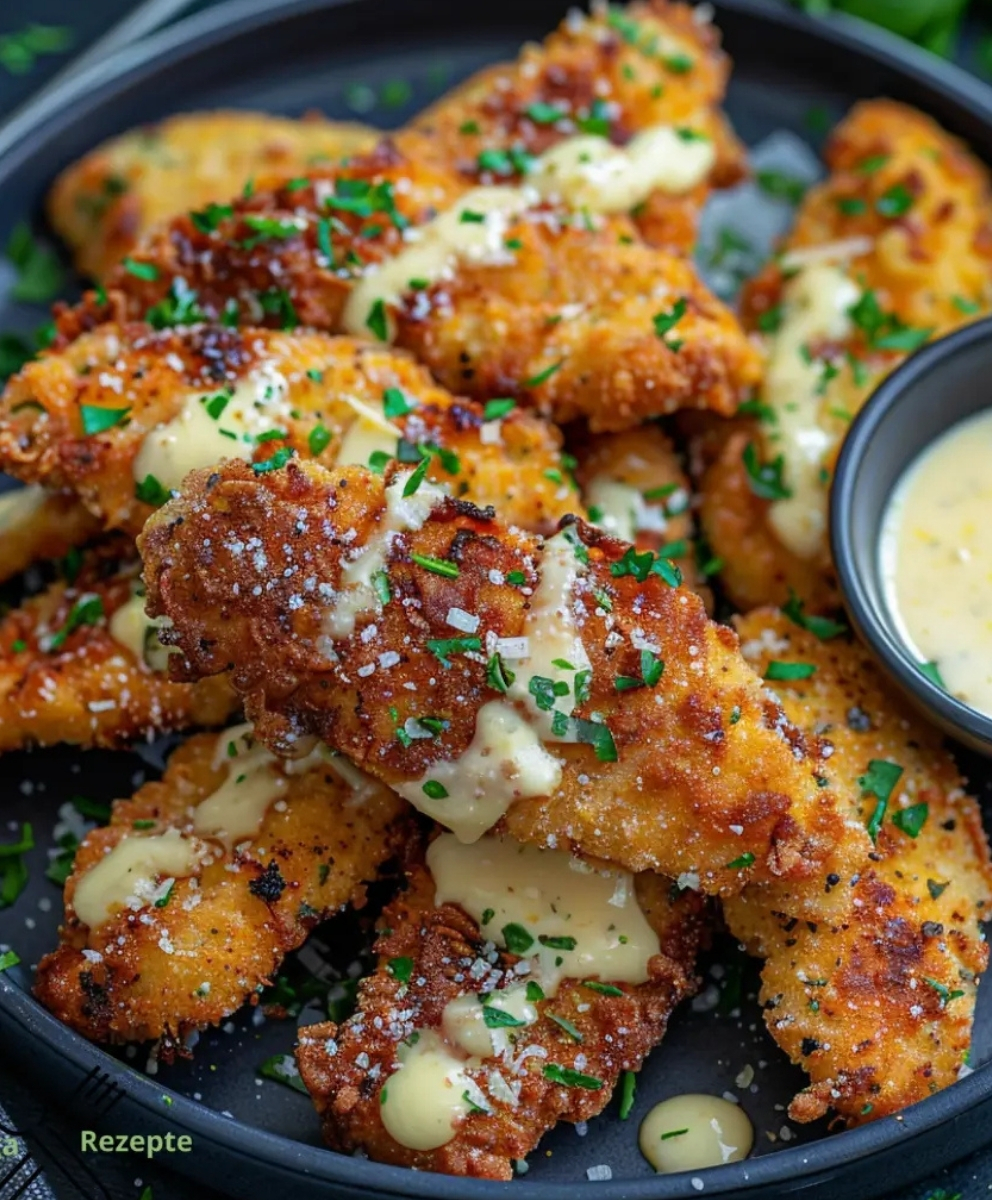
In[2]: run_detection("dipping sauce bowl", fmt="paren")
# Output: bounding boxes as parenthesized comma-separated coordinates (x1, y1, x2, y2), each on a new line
(831, 316, 992, 756)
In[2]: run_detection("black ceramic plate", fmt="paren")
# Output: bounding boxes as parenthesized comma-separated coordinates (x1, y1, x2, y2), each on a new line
(3, 3, 992, 1198)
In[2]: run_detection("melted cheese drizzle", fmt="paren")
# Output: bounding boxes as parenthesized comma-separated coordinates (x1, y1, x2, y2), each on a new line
(346, 126, 714, 342)
(761, 264, 860, 560)
(324, 470, 447, 641)
(586, 476, 671, 543)
(880, 407, 992, 716)
(507, 531, 592, 738)
(335, 394, 400, 468)
(73, 828, 200, 930)
(396, 701, 561, 842)
(0, 484, 49, 530)
(428, 833, 659, 990)
(191, 723, 288, 844)
(639, 1094, 753, 1173)
(133, 366, 291, 491)
(108, 588, 172, 671)
(379, 1031, 474, 1151)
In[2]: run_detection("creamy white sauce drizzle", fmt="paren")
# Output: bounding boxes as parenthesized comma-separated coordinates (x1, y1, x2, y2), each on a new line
(396, 701, 562, 843)
(335, 394, 401, 467)
(427, 833, 659, 991)
(73, 828, 201, 930)
(379, 1030, 475, 1151)
(638, 1094, 753, 1173)
(586, 476, 670, 543)
(133, 367, 291, 491)
(761, 263, 860, 560)
(190, 723, 288, 844)
(880, 406, 992, 716)
(108, 588, 173, 671)
(324, 470, 447, 640)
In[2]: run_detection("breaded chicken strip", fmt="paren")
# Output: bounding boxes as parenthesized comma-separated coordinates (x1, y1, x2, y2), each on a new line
(297, 834, 705, 1178)
(139, 458, 856, 906)
(405, 0, 745, 253)
(570, 424, 706, 601)
(724, 609, 992, 1125)
(0, 540, 235, 752)
(699, 100, 992, 611)
(54, 154, 761, 433)
(0, 485, 100, 584)
(35, 726, 411, 1057)
(47, 111, 378, 281)
(0, 326, 574, 538)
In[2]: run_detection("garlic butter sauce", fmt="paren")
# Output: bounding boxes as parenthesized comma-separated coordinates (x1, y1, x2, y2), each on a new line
(880, 407, 992, 716)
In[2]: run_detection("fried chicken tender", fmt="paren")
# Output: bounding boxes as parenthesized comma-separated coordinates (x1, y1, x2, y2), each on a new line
(0, 484, 100, 584)
(723, 609, 992, 1125)
(297, 837, 705, 1178)
(0, 326, 573, 538)
(47, 111, 378, 281)
(54, 151, 761, 433)
(0, 540, 235, 752)
(699, 100, 992, 612)
(35, 727, 411, 1056)
(139, 458, 856, 906)
(570, 424, 705, 600)
(405, 0, 745, 253)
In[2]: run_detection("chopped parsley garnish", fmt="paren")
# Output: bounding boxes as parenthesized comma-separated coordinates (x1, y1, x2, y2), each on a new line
(653, 297, 687, 349)
(486, 653, 515, 694)
(154, 882, 174, 909)
(836, 196, 867, 216)
(742, 441, 791, 501)
(482, 1005, 526, 1029)
(258, 287, 298, 330)
(847, 288, 931, 354)
(756, 306, 784, 335)
(542, 1064, 603, 1090)
(619, 1070, 637, 1119)
(548, 1013, 583, 1041)
(251, 448, 294, 473)
(610, 546, 681, 588)
(410, 553, 459, 578)
(924, 977, 965, 1006)
(0, 822, 33, 908)
(0, 24, 71, 76)
(202, 392, 229, 420)
(422, 780, 449, 800)
(0, 951, 20, 972)
(529, 674, 569, 711)
(927, 879, 949, 901)
(48, 595, 104, 651)
(764, 660, 816, 681)
(661, 1128, 689, 1141)
(136, 473, 171, 507)
(857, 154, 889, 174)
(426, 636, 481, 667)
(402, 456, 430, 496)
(553, 714, 618, 762)
(876, 182, 913, 218)
(308, 423, 331, 456)
(523, 360, 563, 388)
(483, 398, 516, 420)
(258, 1054, 308, 1094)
(756, 169, 807, 205)
(190, 201, 233, 233)
(122, 257, 160, 281)
(952, 295, 981, 315)
(860, 758, 904, 842)
(382, 386, 413, 419)
(146, 277, 206, 328)
(80, 404, 130, 435)
(538, 934, 576, 951)
(726, 852, 755, 869)
(387, 956, 413, 984)
(891, 802, 929, 839)
(919, 661, 945, 688)
(366, 299, 389, 341)
(501, 923, 535, 954)
(525, 981, 545, 1002)
(6, 222, 64, 303)
(583, 980, 623, 997)
(577, 98, 612, 136)
(615, 648, 664, 691)
(782, 590, 847, 640)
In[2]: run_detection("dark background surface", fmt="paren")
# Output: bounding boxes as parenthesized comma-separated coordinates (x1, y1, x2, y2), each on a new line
(0, 2, 991, 1199)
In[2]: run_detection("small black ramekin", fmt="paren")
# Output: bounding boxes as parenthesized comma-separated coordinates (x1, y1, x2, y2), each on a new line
(831, 315, 992, 755)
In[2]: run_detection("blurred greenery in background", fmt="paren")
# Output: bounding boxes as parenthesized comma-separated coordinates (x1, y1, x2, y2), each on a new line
(791, 0, 992, 67)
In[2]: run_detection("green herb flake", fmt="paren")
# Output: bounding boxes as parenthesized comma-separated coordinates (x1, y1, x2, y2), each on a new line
(619, 1070, 637, 1119)
(653, 297, 688, 348)
(876, 182, 914, 219)
(891, 802, 929, 839)
(742, 441, 791, 501)
(486, 652, 515, 694)
(426, 636, 482, 667)
(387, 956, 414, 984)
(860, 758, 904, 842)
(422, 780, 449, 800)
(251, 447, 294, 473)
(542, 1064, 603, 1091)
(136, 473, 171, 507)
(258, 1054, 308, 1093)
(5, 221, 64, 303)
(756, 170, 807, 205)
(483, 398, 516, 421)
(501, 923, 535, 955)
(764, 660, 816, 681)
(308, 423, 332, 456)
(582, 980, 623, 997)
(919, 661, 945, 688)
(548, 1013, 583, 1041)
(48, 595, 104, 651)
(523, 360, 564, 388)
(0, 950, 20, 972)
(782, 590, 847, 640)
(122, 257, 160, 281)
(726, 852, 755, 869)
(410, 553, 459, 579)
(483, 1004, 526, 1029)
(80, 404, 130, 435)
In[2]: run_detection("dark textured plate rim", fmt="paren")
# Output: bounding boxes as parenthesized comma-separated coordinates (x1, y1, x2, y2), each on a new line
(2, 0, 992, 1195)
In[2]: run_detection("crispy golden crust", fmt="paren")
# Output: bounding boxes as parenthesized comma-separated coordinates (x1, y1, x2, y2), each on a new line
(34, 730, 411, 1056)
(0, 540, 236, 751)
(569, 424, 705, 600)
(47, 111, 378, 281)
(297, 852, 705, 1179)
(407, 0, 745, 254)
(724, 610, 992, 1125)
(0, 326, 574, 538)
(701, 100, 992, 613)
(53, 153, 760, 433)
(0, 485, 101, 584)
(138, 458, 855, 904)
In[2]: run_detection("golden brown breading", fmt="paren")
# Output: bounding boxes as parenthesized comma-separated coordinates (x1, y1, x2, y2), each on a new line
(570, 424, 704, 599)
(138, 457, 856, 906)
(0, 485, 100, 584)
(297, 845, 705, 1178)
(699, 100, 992, 612)
(35, 728, 411, 1056)
(723, 609, 992, 1125)
(405, 0, 746, 253)
(47, 111, 378, 281)
(52, 151, 760, 432)
(0, 540, 235, 752)
(0, 326, 575, 538)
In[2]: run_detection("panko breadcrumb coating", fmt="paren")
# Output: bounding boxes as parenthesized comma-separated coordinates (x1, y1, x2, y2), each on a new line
(724, 609, 992, 1125)
(47, 110, 378, 282)
(35, 728, 411, 1056)
(138, 457, 856, 907)
(297, 839, 705, 1178)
